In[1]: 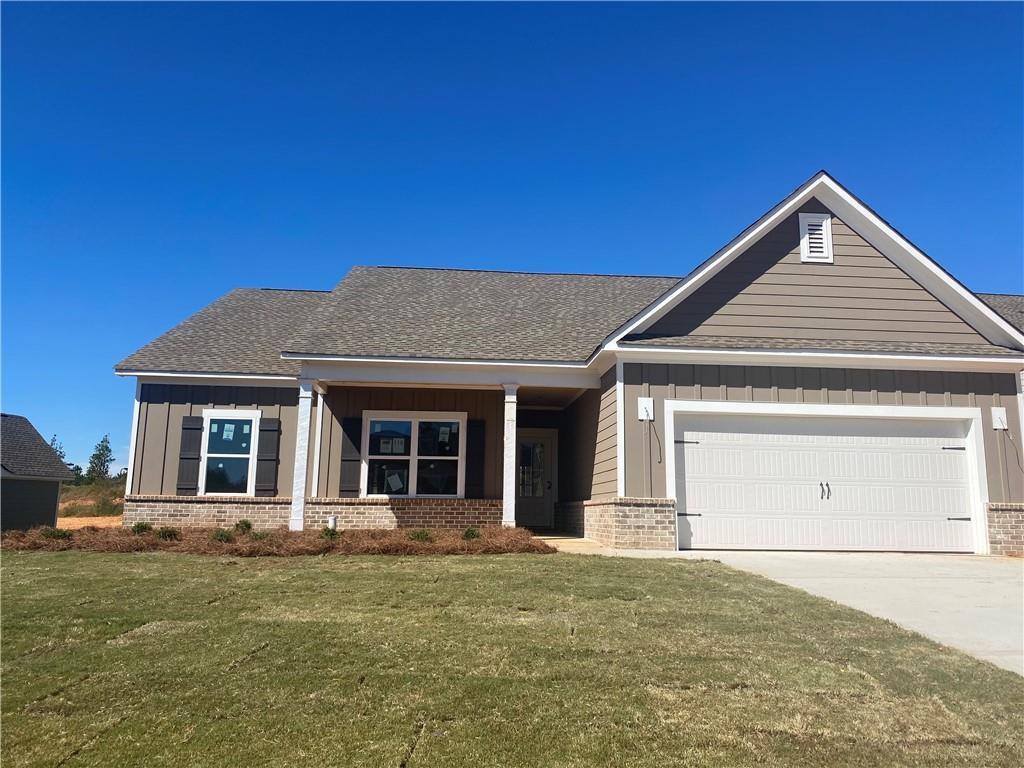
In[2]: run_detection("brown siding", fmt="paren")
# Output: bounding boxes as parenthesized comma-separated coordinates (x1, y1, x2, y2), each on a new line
(131, 384, 306, 496)
(559, 366, 617, 502)
(646, 198, 989, 346)
(622, 363, 1024, 503)
(315, 386, 504, 498)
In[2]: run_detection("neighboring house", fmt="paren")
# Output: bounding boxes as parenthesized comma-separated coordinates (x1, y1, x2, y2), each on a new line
(1, 414, 75, 530)
(116, 172, 1024, 555)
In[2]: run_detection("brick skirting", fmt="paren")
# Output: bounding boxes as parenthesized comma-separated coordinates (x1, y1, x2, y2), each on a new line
(987, 503, 1024, 556)
(123, 496, 503, 531)
(557, 497, 676, 550)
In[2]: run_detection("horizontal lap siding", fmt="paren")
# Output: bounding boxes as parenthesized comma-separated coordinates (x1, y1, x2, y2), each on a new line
(622, 363, 1024, 503)
(559, 367, 618, 502)
(645, 199, 989, 346)
(316, 387, 504, 498)
(131, 384, 306, 497)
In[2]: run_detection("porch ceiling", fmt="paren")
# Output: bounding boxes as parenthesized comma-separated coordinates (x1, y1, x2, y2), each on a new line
(516, 386, 585, 408)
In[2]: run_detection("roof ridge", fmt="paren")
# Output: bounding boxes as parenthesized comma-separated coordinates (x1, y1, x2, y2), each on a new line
(359, 265, 683, 280)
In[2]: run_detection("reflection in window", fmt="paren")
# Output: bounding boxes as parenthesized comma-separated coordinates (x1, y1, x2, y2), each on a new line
(201, 414, 257, 495)
(362, 413, 465, 497)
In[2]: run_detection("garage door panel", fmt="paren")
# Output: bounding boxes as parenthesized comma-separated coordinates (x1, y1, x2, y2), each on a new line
(675, 415, 975, 553)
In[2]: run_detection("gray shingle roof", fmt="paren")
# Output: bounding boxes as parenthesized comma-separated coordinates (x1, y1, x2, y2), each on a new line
(619, 334, 1023, 358)
(978, 293, 1024, 333)
(115, 289, 330, 376)
(1, 414, 74, 480)
(283, 267, 682, 362)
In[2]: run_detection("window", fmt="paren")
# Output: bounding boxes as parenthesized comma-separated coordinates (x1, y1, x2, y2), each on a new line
(361, 411, 466, 497)
(799, 212, 834, 263)
(199, 409, 261, 495)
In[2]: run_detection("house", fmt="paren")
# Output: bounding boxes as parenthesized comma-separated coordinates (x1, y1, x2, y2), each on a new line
(1, 414, 75, 530)
(115, 172, 1024, 555)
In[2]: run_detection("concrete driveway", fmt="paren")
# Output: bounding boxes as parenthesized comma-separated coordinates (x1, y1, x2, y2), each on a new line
(544, 539, 1024, 674)
(673, 551, 1023, 675)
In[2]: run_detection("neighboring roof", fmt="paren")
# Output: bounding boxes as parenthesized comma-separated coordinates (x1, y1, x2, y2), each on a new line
(116, 289, 330, 376)
(1, 414, 74, 480)
(283, 267, 682, 362)
(978, 294, 1024, 333)
(619, 334, 1024, 358)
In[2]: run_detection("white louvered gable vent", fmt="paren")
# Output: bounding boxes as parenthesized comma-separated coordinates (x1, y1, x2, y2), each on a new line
(799, 212, 834, 263)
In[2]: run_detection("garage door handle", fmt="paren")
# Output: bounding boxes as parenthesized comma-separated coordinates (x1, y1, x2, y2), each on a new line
(946, 516, 971, 521)
(677, 512, 702, 517)
(820, 482, 825, 500)
(826, 482, 831, 500)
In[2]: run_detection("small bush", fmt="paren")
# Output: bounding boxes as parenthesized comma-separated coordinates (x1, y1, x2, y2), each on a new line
(462, 527, 480, 540)
(320, 526, 339, 540)
(408, 529, 432, 543)
(210, 528, 234, 543)
(234, 519, 253, 533)
(131, 522, 153, 535)
(155, 527, 180, 541)
(93, 497, 123, 516)
(40, 527, 72, 540)
(251, 531, 269, 541)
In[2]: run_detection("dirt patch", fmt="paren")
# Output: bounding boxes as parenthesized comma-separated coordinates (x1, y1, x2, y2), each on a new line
(58, 516, 123, 530)
(1, 525, 555, 557)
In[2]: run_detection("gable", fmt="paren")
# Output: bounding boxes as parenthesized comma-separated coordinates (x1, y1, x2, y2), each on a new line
(638, 198, 993, 348)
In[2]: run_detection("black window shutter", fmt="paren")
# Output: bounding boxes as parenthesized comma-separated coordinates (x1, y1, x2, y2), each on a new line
(339, 417, 362, 498)
(254, 418, 281, 496)
(465, 419, 485, 498)
(176, 416, 204, 496)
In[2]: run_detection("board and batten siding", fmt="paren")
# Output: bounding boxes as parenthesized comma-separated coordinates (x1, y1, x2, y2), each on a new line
(645, 199, 990, 346)
(130, 384, 310, 496)
(559, 366, 618, 502)
(622, 363, 1024, 503)
(315, 386, 504, 498)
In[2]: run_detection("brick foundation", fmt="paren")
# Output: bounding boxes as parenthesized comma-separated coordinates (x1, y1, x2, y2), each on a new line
(987, 503, 1024, 556)
(123, 495, 503, 531)
(557, 497, 676, 550)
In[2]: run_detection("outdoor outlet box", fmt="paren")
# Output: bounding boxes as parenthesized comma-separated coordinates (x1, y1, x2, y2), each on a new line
(991, 407, 1008, 430)
(637, 397, 655, 421)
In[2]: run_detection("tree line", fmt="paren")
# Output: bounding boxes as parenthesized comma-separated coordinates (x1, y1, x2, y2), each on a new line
(48, 434, 120, 486)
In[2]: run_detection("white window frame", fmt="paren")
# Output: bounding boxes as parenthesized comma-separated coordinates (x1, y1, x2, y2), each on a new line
(198, 408, 262, 496)
(799, 212, 834, 263)
(359, 410, 467, 498)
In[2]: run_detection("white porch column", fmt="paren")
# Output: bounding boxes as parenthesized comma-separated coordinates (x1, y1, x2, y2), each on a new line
(289, 379, 314, 531)
(502, 383, 519, 527)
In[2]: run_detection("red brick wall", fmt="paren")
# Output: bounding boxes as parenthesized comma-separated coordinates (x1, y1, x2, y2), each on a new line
(124, 495, 502, 531)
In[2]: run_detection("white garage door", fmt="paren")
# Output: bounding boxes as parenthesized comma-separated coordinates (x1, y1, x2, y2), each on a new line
(674, 414, 975, 552)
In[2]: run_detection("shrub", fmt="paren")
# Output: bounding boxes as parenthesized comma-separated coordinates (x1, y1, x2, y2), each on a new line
(462, 527, 480, 540)
(408, 529, 432, 543)
(131, 522, 153, 535)
(234, 519, 253, 533)
(155, 527, 180, 541)
(320, 526, 339, 540)
(40, 527, 72, 540)
(210, 528, 234, 543)
(94, 497, 123, 516)
(251, 531, 269, 541)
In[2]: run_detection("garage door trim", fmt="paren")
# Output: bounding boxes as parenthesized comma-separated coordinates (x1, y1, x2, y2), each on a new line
(662, 400, 990, 554)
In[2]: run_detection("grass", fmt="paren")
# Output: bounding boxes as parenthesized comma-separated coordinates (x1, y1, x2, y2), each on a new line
(59, 479, 124, 517)
(2, 552, 1022, 767)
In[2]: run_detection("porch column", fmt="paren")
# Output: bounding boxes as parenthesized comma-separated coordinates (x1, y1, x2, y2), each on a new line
(289, 378, 314, 531)
(502, 383, 519, 527)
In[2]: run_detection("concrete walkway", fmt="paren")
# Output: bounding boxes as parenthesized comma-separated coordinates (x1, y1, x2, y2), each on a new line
(541, 537, 1024, 675)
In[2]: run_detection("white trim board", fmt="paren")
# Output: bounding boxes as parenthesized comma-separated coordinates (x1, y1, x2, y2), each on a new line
(661, 399, 991, 555)
(608, 171, 1024, 351)
(124, 380, 142, 496)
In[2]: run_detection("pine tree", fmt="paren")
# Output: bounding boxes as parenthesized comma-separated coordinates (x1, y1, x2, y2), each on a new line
(49, 435, 67, 463)
(85, 435, 115, 482)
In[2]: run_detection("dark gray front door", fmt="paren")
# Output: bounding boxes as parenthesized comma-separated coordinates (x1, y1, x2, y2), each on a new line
(516, 429, 556, 529)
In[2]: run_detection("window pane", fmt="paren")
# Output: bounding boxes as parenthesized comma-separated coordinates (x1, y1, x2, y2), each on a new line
(368, 421, 411, 456)
(368, 459, 410, 495)
(417, 459, 457, 495)
(207, 419, 254, 455)
(418, 421, 460, 457)
(205, 457, 250, 493)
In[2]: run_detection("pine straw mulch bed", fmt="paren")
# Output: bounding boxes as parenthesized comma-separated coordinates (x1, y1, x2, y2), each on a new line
(0, 525, 555, 557)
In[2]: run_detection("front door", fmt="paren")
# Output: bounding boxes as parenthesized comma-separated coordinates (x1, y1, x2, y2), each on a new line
(516, 429, 556, 529)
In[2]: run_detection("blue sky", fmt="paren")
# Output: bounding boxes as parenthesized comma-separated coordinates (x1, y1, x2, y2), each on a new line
(3, 2, 1022, 469)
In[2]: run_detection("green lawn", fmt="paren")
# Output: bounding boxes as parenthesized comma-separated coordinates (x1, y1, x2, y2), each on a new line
(2, 552, 1022, 767)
